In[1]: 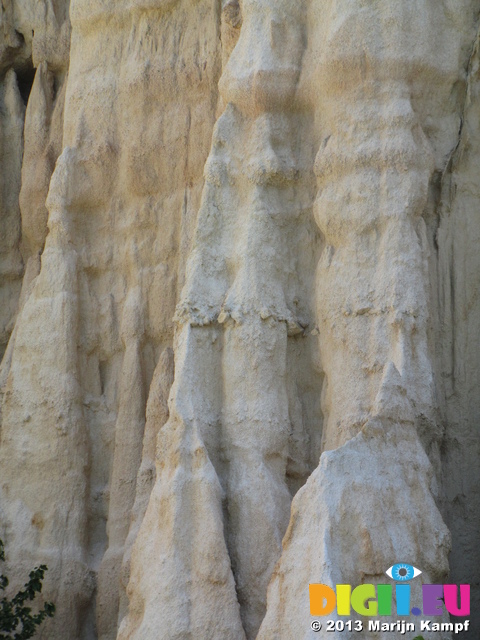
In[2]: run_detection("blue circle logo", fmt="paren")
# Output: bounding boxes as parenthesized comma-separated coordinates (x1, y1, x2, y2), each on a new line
(385, 563, 422, 582)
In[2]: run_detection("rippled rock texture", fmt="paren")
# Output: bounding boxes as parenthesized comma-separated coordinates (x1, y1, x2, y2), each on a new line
(0, 1, 479, 638)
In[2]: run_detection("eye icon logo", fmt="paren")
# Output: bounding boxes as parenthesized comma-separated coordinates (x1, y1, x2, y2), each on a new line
(385, 563, 422, 582)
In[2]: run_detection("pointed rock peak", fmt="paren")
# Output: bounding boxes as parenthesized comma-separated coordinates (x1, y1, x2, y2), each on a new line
(380, 361, 402, 387)
(4, 69, 25, 115)
(28, 61, 54, 110)
(373, 362, 414, 424)
(121, 286, 145, 341)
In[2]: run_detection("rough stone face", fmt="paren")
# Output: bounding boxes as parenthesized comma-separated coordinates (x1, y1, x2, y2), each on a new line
(0, 1, 479, 639)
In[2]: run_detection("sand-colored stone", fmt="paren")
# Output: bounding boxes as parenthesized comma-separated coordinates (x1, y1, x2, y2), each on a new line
(0, 1, 479, 639)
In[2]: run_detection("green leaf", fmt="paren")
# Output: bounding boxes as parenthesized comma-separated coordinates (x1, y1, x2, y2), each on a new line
(0, 541, 55, 638)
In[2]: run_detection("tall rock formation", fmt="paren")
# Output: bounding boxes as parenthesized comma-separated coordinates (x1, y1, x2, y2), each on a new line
(0, 1, 479, 639)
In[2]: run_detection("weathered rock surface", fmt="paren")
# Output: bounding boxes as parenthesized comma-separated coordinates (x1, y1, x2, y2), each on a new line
(0, 1, 479, 639)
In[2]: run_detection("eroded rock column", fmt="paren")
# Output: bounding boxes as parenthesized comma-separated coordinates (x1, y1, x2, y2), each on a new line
(0, 0, 70, 364)
(0, 71, 24, 362)
(258, 3, 465, 637)
(0, 150, 93, 639)
(121, 1, 313, 638)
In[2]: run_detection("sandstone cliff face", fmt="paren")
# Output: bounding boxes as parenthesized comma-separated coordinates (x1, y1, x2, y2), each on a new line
(0, 1, 479, 639)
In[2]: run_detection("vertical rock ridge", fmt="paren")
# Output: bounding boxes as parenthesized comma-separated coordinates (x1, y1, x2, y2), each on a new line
(19, 61, 62, 262)
(122, 1, 318, 637)
(118, 324, 245, 640)
(97, 289, 146, 640)
(120, 345, 174, 615)
(436, 11, 480, 633)
(0, 70, 24, 362)
(258, 2, 474, 637)
(0, 149, 93, 638)
(2, 1, 222, 637)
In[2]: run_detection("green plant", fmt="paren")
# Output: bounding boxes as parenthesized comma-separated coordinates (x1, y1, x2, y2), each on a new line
(0, 540, 55, 639)
(413, 636, 425, 640)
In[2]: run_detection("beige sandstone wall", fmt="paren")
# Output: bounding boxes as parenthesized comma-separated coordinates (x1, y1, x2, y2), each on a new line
(0, 1, 479, 639)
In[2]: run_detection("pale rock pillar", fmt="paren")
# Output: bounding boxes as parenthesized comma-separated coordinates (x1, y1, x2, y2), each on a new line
(258, 2, 461, 638)
(97, 288, 146, 640)
(121, 0, 311, 638)
(0, 149, 93, 639)
(0, 71, 24, 362)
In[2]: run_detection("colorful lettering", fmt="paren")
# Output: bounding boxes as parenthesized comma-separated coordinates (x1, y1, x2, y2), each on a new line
(444, 584, 470, 616)
(351, 584, 378, 616)
(422, 584, 444, 616)
(309, 584, 336, 616)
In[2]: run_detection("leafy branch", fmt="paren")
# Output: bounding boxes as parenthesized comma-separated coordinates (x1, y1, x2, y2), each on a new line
(0, 540, 55, 639)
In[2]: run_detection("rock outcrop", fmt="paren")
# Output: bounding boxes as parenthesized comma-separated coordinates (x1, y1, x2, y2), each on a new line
(0, 1, 479, 639)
